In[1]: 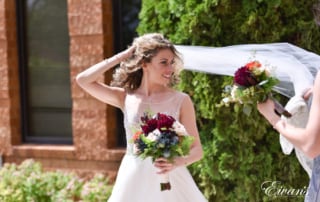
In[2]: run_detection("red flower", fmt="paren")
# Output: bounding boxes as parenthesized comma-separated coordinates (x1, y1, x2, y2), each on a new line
(234, 66, 258, 87)
(140, 113, 175, 134)
(156, 113, 175, 131)
(141, 118, 157, 134)
(245, 61, 261, 71)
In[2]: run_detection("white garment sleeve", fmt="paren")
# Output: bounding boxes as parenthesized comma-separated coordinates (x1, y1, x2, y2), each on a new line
(279, 95, 313, 178)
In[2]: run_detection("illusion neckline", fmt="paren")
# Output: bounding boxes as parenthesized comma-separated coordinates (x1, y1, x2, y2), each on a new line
(128, 90, 178, 104)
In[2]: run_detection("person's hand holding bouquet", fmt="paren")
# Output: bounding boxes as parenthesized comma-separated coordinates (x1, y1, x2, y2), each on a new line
(219, 60, 291, 117)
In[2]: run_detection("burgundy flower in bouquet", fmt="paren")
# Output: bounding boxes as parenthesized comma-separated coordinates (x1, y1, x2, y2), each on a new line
(220, 60, 291, 117)
(132, 112, 194, 191)
(234, 61, 261, 86)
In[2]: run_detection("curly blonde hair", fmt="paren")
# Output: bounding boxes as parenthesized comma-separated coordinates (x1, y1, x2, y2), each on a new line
(111, 33, 183, 92)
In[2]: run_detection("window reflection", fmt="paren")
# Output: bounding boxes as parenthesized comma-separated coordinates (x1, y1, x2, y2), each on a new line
(21, 0, 72, 142)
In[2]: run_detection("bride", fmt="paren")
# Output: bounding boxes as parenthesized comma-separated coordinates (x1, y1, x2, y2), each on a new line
(76, 33, 207, 202)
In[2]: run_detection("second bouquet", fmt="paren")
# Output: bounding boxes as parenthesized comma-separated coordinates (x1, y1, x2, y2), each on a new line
(132, 112, 194, 191)
(219, 60, 291, 117)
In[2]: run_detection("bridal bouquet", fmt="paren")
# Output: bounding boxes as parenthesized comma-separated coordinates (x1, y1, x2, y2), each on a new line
(132, 112, 194, 191)
(219, 60, 291, 117)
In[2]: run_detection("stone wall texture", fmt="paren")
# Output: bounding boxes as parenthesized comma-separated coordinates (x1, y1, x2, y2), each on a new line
(0, 0, 124, 181)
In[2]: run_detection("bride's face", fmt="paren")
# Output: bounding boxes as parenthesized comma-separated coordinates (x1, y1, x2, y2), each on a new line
(144, 49, 175, 86)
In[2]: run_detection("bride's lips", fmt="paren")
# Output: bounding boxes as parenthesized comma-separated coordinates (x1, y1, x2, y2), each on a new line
(162, 73, 173, 79)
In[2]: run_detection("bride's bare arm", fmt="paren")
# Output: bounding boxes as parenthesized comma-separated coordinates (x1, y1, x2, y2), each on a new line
(176, 95, 204, 165)
(154, 95, 204, 174)
(76, 46, 135, 109)
(258, 71, 320, 158)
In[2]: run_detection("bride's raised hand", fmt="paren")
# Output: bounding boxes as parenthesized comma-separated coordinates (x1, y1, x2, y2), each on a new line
(117, 45, 136, 62)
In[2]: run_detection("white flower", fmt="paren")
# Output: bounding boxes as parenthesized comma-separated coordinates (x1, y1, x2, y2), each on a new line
(172, 121, 188, 136)
(222, 97, 230, 103)
(146, 129, 161, 141)
(231, 85, 238, 99)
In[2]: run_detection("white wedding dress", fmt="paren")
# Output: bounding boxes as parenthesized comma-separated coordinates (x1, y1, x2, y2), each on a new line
(108, 91, 207, 202)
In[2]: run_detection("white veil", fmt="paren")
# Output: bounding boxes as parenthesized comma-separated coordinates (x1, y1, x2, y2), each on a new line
(175, 43, 320, 177)
(176, 43, 320, 97)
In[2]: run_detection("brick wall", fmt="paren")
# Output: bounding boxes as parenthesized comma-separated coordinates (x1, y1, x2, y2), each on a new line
(0, 0, 21, 155)
(0, 0, 124, 181)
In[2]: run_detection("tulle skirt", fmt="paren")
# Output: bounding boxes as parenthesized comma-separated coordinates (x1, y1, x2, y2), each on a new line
(108, 154, 207, 202)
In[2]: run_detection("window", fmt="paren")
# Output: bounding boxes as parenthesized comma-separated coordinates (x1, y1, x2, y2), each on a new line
(112, 0, 141, 147)
(16, 0, 72, 144)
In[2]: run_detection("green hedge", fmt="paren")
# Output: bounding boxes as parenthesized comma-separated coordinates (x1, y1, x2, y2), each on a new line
(138, 0, 320, 201)
(0, 159, 112, 202)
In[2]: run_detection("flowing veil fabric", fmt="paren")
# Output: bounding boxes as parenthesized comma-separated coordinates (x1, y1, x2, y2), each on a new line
(176, 43, 320, 97)
(175, 43, 320, 176)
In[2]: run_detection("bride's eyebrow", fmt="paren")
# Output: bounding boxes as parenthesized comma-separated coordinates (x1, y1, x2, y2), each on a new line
(159, 58, 174, 62)
(159, 58, 169, 63)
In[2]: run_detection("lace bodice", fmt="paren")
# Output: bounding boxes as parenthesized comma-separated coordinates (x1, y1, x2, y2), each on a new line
(123, 91, 187, 154)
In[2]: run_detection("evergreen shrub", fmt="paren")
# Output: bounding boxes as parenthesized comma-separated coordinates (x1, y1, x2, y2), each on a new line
(138, 0, 319, 201)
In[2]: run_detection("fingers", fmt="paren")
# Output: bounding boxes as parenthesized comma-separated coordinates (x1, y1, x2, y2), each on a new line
(154, 158, 174, 174)
(155, 157, 167, 162)
(257, 98, 273, 110)
(302, 87, 313, 100)
(128, 45, 136, 52)
(124, 45, 136, 57)
(257, 99, 277, 118)
(118, 46, 136, 62)
(154, 158, 170, 168)
(258, 98, 274, 106)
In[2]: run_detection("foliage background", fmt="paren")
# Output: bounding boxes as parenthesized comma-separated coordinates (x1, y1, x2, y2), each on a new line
(0, 159, 112, 202)
(138, 0, 320, 201)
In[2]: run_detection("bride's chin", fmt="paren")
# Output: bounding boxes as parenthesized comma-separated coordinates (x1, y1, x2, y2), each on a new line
(162, 80, 170, 86)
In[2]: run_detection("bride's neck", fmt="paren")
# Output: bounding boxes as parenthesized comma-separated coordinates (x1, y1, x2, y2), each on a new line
(136, 85, 169, 96)
(137, 77, 169, 96)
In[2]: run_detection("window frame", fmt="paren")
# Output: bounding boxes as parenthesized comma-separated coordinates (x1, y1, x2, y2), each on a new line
(16, 0, 73, 144)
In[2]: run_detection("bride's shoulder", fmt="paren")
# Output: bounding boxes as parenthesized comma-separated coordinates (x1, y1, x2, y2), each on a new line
(171, 89, 189, 97)
(171, 90, 192, 108)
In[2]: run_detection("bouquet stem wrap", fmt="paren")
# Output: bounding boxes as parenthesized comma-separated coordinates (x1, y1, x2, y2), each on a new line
(270, 96, 292, 117)
(159, 173, 171, 191)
